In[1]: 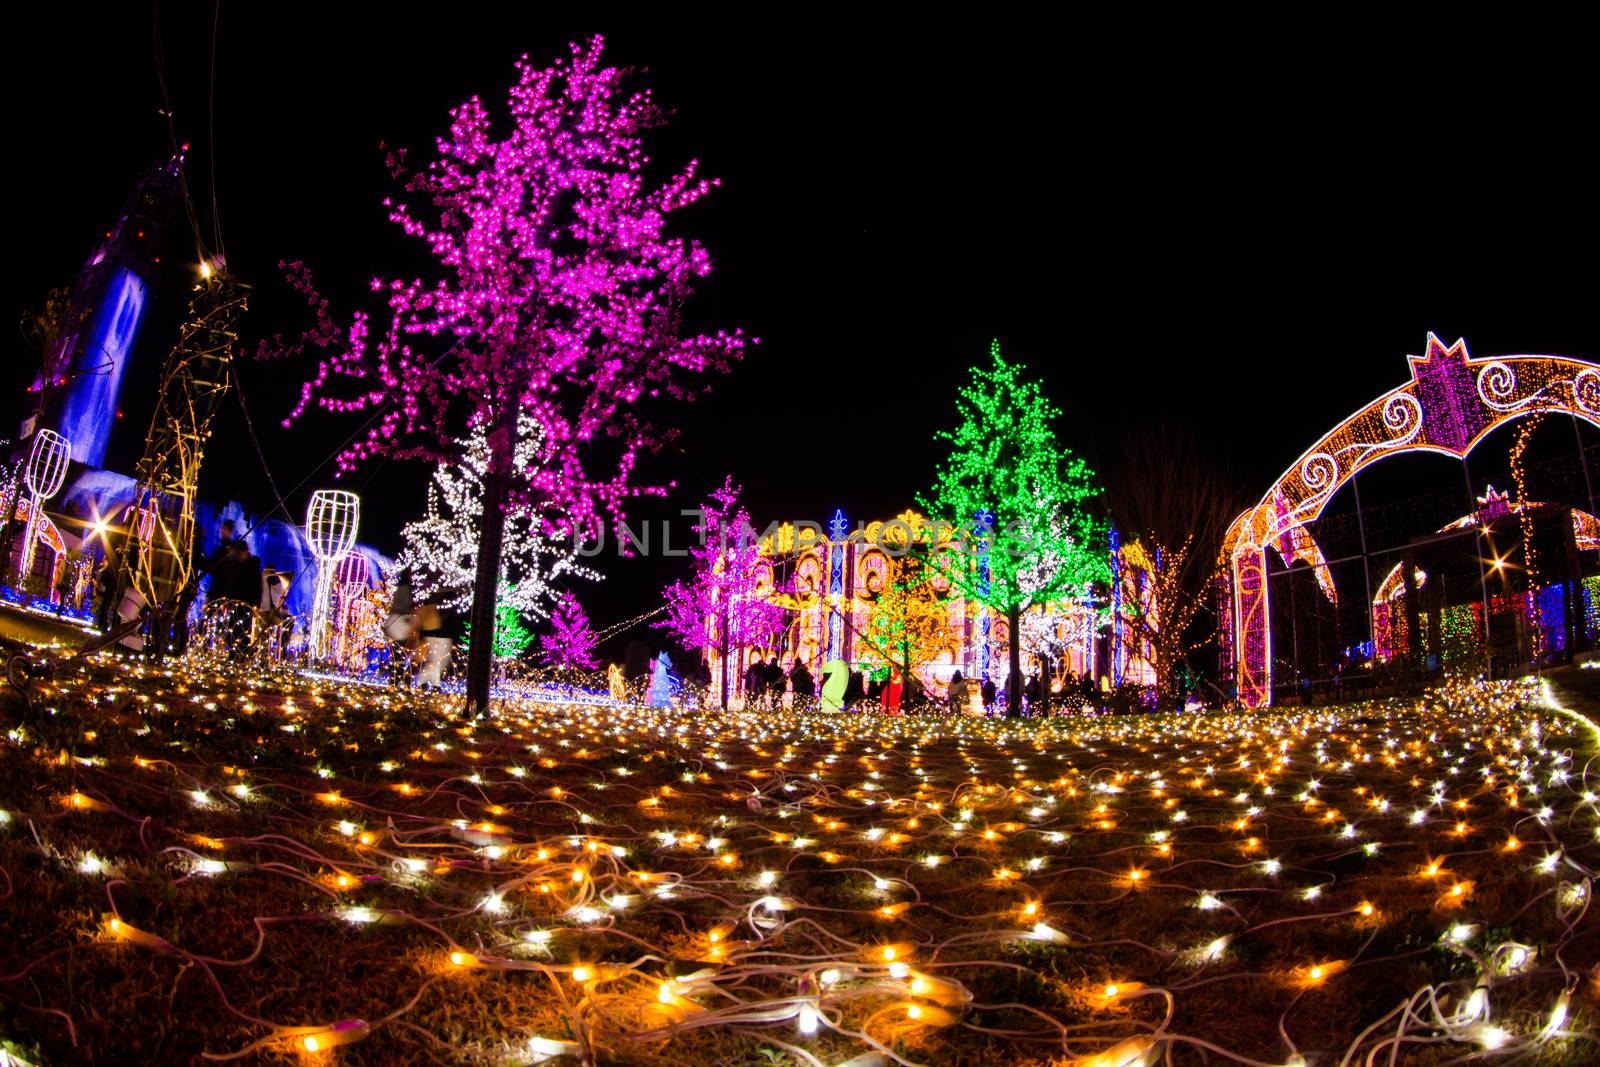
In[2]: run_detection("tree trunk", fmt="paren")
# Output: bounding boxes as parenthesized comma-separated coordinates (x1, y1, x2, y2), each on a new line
(465, 401, 515, 717)
(1007, 603, 1022, 717)
(903, 647, 915, 708)
(1155, 635, 1174, 711)
(720, 604, 730, 711)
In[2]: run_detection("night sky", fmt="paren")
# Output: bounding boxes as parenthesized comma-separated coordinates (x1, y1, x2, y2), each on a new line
(8, 7, 1596, 648)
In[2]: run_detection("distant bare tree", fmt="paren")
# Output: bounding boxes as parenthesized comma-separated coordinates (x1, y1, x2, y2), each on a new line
(1102, 428, 1246, 709)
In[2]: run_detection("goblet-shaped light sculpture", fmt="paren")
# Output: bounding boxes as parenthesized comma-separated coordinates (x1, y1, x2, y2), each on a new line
(20, 429, 71, 584)
(333, 552, 370, 666)
(305, 489, 359, 660)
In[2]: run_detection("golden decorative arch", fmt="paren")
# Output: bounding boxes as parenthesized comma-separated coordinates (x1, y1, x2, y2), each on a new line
(1223, 335, 1600, 707)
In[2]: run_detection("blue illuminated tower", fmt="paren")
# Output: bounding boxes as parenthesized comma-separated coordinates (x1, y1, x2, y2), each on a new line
(826, 508, 847, 660)
(30, 153, 184, 468)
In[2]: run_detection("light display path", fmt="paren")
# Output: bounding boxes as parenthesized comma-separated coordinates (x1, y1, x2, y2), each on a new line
(0, 657, 1594, 1065)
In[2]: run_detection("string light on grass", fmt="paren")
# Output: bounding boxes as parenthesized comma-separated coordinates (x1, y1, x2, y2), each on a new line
(1299, 960, 1346, 986)
(1477, 1024, 1510, 1050)
(902, 1002, 956, 1027)
(1539, 990, 1571, 1040)
(527, 1037, 581, 1063)
(1073, 1037, 1162, 1067)
(8, 643, 1594, 1063)
(298, 1019, 369, 1053)
(104, 917, 174, 955)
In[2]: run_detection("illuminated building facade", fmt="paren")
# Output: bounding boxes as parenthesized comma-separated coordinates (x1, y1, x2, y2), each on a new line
(705, 510, 1154, 707)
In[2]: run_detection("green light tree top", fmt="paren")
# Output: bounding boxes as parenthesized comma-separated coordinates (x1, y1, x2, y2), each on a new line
(917, 340, 1109, 615)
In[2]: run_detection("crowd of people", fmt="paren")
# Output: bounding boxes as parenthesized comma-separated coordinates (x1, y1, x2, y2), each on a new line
(686, 653, 1110, 718)
(740, 655, 814, 708)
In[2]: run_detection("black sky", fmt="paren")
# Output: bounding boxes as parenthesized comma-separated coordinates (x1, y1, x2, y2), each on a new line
(7, 6, 1597, 645)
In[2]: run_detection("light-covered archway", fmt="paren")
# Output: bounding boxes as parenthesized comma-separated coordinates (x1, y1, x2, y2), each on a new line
(1222, 334, 1600, 707)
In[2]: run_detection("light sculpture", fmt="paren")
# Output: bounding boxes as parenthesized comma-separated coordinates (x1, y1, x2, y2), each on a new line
(540, 591, 599, 670)
(306, 490, 360, 661)
(396, 409, 596, 618)
(1222, 335, 1600, 706)
(333, 552, 371, 668)
(20, 429, 71, 584)
(116, 266, 248, 641)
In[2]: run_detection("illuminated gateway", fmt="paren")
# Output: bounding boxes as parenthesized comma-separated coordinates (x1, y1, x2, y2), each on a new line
(1221, 335, 1600, 707)
(705, 510, 1157, 706)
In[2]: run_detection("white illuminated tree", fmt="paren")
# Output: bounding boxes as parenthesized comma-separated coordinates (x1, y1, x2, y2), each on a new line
(1018, 604, 1069, 664)
(397, 410, 598, 619)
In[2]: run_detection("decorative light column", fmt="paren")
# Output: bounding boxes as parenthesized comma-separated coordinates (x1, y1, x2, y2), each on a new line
(826, 509, 850, 665)
(306, 490, 359, 661)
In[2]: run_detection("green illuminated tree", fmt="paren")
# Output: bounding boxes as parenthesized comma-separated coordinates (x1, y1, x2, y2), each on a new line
(462, 584, 536, 661)
(493, 599, 536, 660)
(918, 341, 1109, 715)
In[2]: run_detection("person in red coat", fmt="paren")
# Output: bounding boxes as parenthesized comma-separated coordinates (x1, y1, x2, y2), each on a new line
(881, 669, 903, 713)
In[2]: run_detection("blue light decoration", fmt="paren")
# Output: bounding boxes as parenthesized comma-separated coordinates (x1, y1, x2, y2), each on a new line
(974, 509, 994, 683)
(1536, 584, 1566, 654)
(0, 581, 95, 627)
(827, 509, 850, 542)
(648, 652, 679, 708)
(55, 267, 147, 469)
(826, 508, 845, 661)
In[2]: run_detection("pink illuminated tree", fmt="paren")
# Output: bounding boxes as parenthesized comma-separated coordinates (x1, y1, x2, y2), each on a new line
(539, 590, 600, 671)
(657, 477, 786, 709)
(263, 38, 747, 713)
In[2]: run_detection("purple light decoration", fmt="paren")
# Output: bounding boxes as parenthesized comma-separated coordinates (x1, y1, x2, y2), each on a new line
(656, 477, 783, 706)
(262, 36, 748, 708)
(826, 508, 845, 661)
(1109, 526, 1123, 688)
(271, 36, 747, 532)
(1408, 334, 1487, 452)
(540, 590, 599, 670)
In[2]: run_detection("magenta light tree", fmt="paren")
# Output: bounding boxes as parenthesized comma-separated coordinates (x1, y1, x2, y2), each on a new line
(657, 477, 785, 709)
(539, 590, 600, 671)
(265, 38, 747, 713)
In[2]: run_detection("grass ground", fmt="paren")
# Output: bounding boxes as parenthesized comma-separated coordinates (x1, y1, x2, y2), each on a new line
(0, 643, 1595, 1065)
